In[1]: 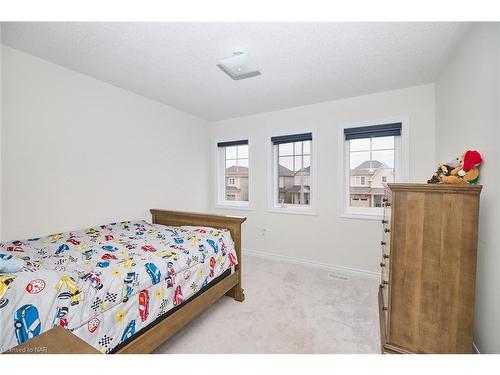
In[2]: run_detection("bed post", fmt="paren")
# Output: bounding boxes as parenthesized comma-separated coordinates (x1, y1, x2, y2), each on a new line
(150, 209, 246, 302)
(225, 218, 245, 302)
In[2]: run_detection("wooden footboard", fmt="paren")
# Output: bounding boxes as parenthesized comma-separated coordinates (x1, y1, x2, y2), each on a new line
(150, 209, 246, 302)
(115, 209, 246, 354)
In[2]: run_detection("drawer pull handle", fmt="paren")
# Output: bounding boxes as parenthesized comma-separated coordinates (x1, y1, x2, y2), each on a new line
(385, 202, 391, 207)
(384, 228, 391, 233)
(380, 241, 386, 246)
(382, 220, 388, 224)
(382, 198, 388, 202)
(382, 280, 388, 285)
(380, 262, 385, 268)
(383, 254, 389, 259)
(383, 307, 388, 311)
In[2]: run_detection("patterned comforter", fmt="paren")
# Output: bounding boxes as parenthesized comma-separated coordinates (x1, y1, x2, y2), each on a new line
(0, 220, 237, 353)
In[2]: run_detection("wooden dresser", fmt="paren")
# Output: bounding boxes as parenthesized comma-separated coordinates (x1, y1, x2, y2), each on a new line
(378, 183, 482, 354)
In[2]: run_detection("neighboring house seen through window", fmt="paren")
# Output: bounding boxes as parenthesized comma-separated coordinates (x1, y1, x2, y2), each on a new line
(217, 140, 249, 207)
(270, 132, 314, 213)
(341, 122, 404, 219)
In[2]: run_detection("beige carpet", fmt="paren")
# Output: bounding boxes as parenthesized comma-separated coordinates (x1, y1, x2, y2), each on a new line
(154, 255, 381, 354)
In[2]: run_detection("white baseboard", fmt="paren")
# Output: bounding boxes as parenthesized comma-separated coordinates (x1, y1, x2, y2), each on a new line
(243, 248, 381, 281)
(473, 342, 480, 354)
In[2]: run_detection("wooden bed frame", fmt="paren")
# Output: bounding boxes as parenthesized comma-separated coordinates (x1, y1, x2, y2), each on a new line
(114, 209, 246, 354)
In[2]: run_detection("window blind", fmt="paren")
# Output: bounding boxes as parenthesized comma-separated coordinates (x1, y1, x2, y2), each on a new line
(271, 132, 312, 145)
(217, 139, 248, 147)
(344, 123, 401, 140)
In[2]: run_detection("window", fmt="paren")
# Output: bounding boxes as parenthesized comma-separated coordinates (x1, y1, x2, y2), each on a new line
(269, 132, 316, 214)
(355, 176, 366, 185)
(217, 140, 249, 208)
(339, 121, 408, 220)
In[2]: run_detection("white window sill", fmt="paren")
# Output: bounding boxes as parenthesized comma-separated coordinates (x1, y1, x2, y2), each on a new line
(339, 212, 384, 221)
(267, 206, 317, 216)
(215, 203, 254, 211)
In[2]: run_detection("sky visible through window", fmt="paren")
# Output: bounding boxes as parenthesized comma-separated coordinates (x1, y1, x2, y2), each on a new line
(225, 145, 249, 169)
(350, 136, 394, 169)
(278, 140, 311, 172)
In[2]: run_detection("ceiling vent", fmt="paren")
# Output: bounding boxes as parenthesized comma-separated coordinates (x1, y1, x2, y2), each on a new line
(217, 50, 261, 80)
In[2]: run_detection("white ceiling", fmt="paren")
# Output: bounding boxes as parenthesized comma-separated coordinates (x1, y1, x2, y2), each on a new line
(1, 22, 471, 121)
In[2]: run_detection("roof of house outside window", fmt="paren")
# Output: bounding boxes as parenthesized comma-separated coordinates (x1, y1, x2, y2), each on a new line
(278, 165, 295, 177)
(294, 166, 310, 175)
(350, 160, 391, 176)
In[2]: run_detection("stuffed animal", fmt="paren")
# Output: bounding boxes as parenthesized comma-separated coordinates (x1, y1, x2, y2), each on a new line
(427, 163, 453, 184)
(428, 149, 482, 185)
(458, 149, 482, 184)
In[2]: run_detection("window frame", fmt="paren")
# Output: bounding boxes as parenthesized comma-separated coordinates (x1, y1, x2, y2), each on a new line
(267, 130, 317, 216)
(215, 138, 252, 210)
(337, 117, 409, 220)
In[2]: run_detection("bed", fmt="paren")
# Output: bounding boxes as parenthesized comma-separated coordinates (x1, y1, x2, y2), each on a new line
(0, 209, 246, 354)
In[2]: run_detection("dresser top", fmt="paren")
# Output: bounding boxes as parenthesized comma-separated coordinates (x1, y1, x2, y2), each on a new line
(387, 183, 482, 195)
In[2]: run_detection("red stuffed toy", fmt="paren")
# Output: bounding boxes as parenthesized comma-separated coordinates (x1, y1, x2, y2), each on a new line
(461, 150, 483, 172)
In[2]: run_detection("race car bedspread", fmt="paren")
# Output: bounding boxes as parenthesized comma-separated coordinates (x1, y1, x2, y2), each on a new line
(0, 220, 237, 353)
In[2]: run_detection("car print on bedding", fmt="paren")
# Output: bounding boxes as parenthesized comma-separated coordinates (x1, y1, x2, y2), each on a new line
(0, 275, 16, 309)
(122, 272, 139, 302)
(173, 285, 183, 306)
(52, 306, 69, 328)
(80, 271, 104, 290)
(55, 275, 84, 306)
(144, 262, 161, 285)
(0, 219, 239, 353)
(55, 244, 70, 255)
(14, 304, 42, 344)
(120, 320, 136, 344)
(96, 260, 110, 268)
(138, 290, 149, 322)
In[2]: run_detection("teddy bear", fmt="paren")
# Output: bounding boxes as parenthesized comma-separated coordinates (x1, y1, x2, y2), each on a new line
(427, 163, 454, 184)
(428, 150, 482, 185)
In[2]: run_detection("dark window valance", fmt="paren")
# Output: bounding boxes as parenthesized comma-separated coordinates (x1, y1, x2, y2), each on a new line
(271, 133, 312, 145)
(217, 139, 248, 147)
(344, 123, 401, 140)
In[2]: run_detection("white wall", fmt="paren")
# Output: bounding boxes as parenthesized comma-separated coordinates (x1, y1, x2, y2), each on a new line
(1, 46, 210, 240)
(210, 84, 436, 274)
(435, 23, 500, 353)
